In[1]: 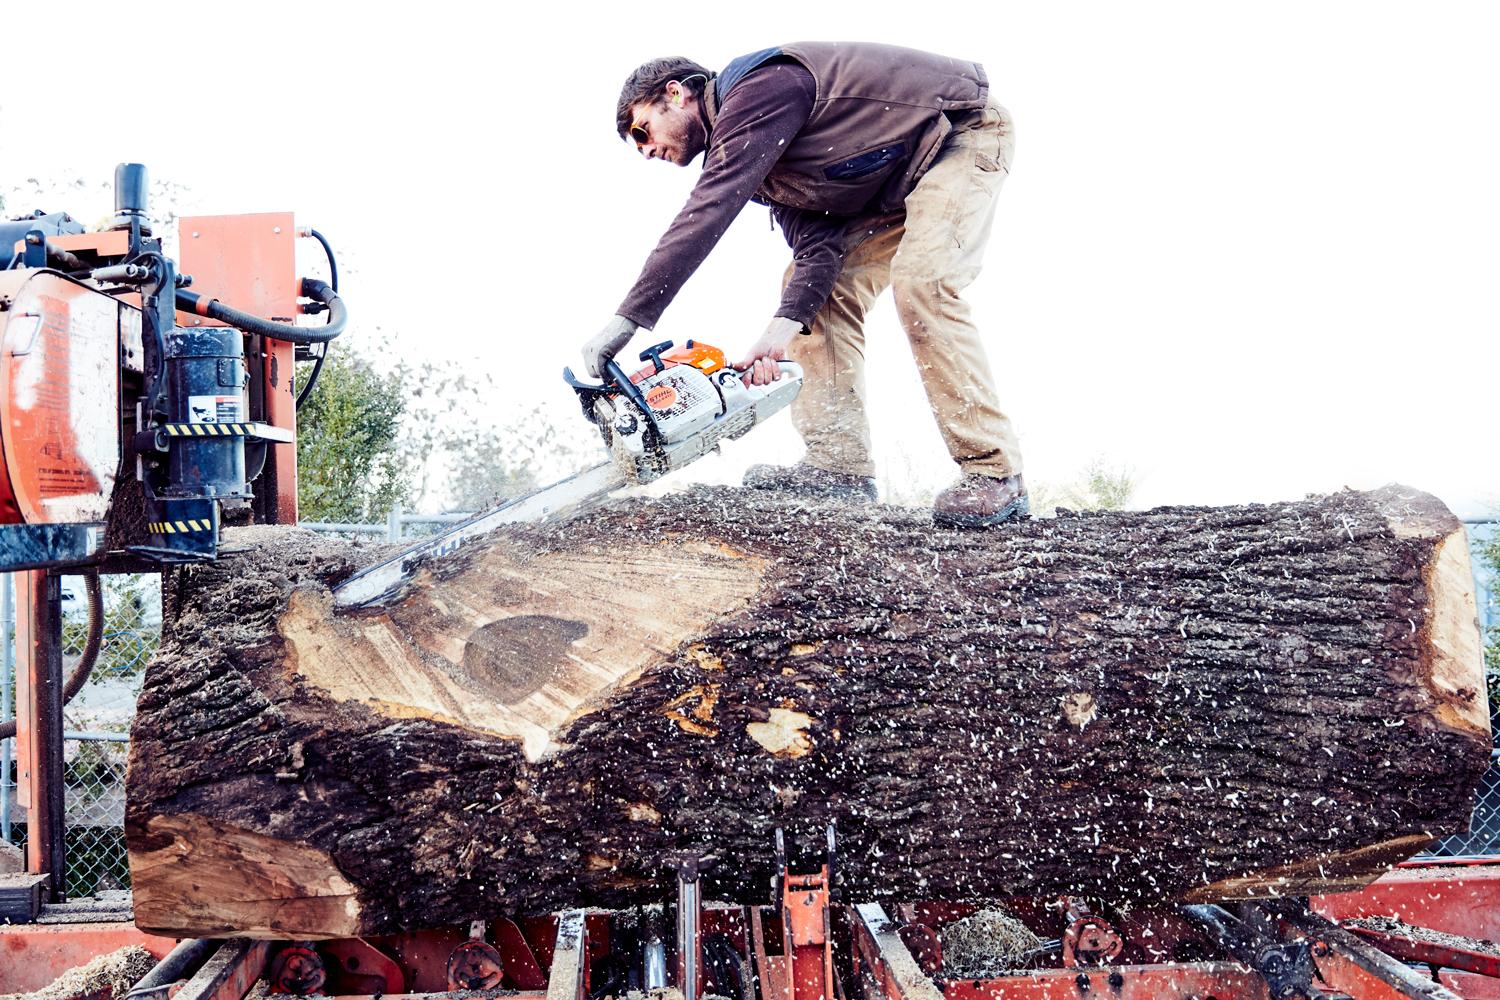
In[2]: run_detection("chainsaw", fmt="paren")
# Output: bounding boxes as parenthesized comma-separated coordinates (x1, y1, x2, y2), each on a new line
(333, 341, 802, 608)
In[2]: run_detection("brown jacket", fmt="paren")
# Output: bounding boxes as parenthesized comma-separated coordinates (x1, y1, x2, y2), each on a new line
(703, 41, 989, 216)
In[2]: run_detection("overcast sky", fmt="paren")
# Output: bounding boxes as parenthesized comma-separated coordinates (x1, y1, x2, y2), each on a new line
(3, 2, 1496, 516)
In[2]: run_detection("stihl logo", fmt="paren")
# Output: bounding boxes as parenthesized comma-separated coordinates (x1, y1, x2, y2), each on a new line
(646, 384, 678, 410)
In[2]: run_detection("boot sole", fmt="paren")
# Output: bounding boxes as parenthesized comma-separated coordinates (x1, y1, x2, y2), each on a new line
(933, 496, 1031, 528)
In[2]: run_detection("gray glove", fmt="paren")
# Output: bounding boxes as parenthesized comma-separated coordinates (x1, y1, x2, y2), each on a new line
(584, 316, 639, 378)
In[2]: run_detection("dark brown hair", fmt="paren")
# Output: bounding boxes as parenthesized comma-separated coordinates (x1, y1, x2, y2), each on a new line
(615, 58, 713, 139)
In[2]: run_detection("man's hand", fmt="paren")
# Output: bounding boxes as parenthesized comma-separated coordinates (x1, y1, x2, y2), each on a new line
(735, 316, 804, 386)
(584, 316, 639, 378)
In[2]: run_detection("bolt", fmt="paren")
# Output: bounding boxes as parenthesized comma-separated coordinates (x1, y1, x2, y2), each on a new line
(273, 226, 282, 234)
(192, 231, 200, 238)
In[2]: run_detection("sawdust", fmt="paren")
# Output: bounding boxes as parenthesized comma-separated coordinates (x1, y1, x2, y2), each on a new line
(618, 990, 687, 1000)
(1, 944, 156, 1000)
(1344, 915, 1500, 957)
(940, 908, 1045, 977)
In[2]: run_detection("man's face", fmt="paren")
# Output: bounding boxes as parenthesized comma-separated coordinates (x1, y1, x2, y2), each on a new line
(629, 82, 706, 166)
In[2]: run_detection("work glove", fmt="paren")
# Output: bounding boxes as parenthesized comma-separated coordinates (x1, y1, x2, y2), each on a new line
(584, 316, 639, 378)
(735, 316, 805, 386)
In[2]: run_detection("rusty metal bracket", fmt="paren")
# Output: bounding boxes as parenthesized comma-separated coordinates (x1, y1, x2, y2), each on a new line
(173, 940, 272, 1000)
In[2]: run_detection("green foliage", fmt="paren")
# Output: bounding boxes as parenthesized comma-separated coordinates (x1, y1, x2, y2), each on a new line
(392, 360, 598, 514)
(1029, 458, 1138, 515)
(296, 351, 410, 522)
(1477, 528, 1500, 715)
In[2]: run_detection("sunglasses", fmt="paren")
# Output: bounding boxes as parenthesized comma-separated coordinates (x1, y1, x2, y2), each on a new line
(629, 118, 652, 148)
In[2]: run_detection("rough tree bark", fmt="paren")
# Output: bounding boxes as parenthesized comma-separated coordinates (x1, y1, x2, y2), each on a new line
(124, 485, 1490, 939)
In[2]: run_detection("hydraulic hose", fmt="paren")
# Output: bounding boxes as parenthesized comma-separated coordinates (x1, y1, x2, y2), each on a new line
(176, 276, 346, 345)
(295, 228, 339, 409)
(62, 572, 105, 704)
(0, 571, 104, 741)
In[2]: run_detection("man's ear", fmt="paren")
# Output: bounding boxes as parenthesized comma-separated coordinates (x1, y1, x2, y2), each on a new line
(668, 81, 684, 106)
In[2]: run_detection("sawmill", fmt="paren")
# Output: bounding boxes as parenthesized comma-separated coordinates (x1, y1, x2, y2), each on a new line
(0, 152, 1496, 1000)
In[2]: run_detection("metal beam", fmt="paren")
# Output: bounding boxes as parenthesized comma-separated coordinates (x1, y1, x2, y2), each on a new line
(545, 910, 589, 1000)
(174, 939, 272, 1000)
(849, 904, 945, 1000)
(16, 570, 64, 899)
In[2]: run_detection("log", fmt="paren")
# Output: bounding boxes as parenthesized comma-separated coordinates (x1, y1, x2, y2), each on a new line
(124, 485, 1490, 938)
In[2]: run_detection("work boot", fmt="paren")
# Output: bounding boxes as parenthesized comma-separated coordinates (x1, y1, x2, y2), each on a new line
(933, 473, 1029, 528)
(742, 462, 878, 503)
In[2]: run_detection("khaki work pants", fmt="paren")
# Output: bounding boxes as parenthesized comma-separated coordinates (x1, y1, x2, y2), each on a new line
(786, 101, 1021, 480)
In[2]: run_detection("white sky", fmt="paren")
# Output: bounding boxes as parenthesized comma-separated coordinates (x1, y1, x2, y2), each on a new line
(2, 2, 1496, 515)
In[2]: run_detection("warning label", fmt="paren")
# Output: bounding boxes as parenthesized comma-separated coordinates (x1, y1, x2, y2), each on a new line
(188, 394, 243, 424)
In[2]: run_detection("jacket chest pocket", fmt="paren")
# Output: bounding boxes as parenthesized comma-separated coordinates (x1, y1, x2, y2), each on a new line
(823, 141, 907, 181)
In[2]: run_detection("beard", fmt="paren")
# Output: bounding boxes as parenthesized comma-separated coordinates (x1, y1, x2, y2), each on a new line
(672, 110, 709, 165)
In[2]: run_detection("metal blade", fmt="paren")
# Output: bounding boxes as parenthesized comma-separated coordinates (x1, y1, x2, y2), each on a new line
(332, 462, 626, 609)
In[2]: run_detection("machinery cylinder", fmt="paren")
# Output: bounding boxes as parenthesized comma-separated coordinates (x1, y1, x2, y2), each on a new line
(114, 163, 149, 219)
(165, 328, 249, 499)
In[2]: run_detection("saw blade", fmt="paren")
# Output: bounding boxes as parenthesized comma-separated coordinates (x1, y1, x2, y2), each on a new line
(332, 462, 626, 609)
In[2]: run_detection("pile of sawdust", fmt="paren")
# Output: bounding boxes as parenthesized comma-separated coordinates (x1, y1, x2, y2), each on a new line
(1345, 915, 1500, 957)
(940, 908, 1044, 978)
(1, 944, 156, 1000)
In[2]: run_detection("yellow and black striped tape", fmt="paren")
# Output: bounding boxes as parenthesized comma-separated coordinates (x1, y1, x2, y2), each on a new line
(147, 519, 213, 535)
(161, 423, 254, 437)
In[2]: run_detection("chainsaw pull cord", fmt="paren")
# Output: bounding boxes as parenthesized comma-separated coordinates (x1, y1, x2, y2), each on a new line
(175, 276, 346, 345)
(0, 571, 103, 742)
(295, 228, 339, 409)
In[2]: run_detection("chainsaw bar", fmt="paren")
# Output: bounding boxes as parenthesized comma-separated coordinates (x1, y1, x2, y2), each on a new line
(334, 340, 800, 611)
(332, 462, 625, 609)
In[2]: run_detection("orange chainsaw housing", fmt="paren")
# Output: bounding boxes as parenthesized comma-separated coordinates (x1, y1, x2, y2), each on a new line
(627, 341, 727, 384)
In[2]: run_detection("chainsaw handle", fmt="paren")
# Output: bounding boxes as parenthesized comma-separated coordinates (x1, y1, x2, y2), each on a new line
(603, 359, 661, 432)
(560, 363, 663, 436)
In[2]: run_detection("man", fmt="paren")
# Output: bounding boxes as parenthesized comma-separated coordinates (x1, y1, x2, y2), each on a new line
(583, 42, 1027, 526)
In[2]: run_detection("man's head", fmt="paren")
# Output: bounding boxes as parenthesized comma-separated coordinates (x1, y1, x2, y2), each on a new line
(616, 57, 712, 166)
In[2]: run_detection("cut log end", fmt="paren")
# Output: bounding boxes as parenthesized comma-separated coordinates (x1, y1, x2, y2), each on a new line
(279, 538, 769, 762)
(131, 814, 362, 939)
(1366, 484, 1489, 737)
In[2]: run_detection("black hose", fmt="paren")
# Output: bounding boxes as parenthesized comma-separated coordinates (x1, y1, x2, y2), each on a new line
(62, 572, 104, 704)
(295, 229, 340, 409)
(123, 938, 222, 999)
(0, 572, 104, 741)
(176, 276, 346, 345)
(308, 228, 338, 290)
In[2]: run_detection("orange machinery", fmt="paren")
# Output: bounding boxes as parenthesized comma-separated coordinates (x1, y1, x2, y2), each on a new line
(0, 162, 343, 902)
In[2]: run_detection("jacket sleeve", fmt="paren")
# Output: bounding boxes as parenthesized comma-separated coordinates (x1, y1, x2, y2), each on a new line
(616, 62, 816, 330)
(770, 205, 855, 328)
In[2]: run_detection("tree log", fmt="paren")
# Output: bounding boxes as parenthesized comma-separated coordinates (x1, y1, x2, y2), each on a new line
(124, 485, 1490, 938)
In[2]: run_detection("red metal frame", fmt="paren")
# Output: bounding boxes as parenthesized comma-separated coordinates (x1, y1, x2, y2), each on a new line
(176, 213, 300, 525)
(1313, 862, 1500, 940)
(0, 922, 176, 996)
(14, 569, 64, 896)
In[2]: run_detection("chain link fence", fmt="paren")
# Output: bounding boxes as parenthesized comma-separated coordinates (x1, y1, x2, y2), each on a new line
(0, 574, 158, 897)
(0, 516, 1497, 899)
